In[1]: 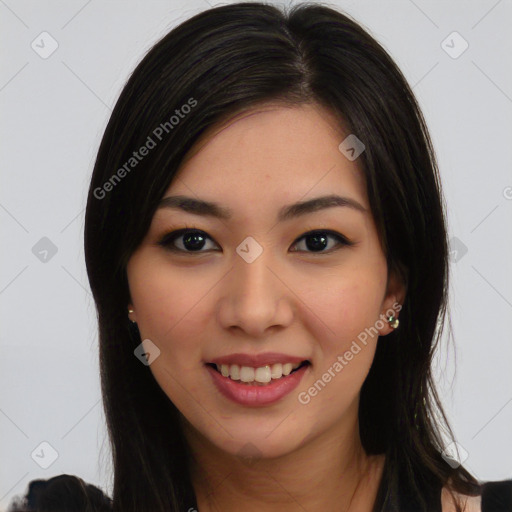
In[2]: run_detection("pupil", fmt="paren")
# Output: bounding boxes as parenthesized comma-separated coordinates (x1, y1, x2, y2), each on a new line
(306, 233, 327, 251)
(183, 231, 205, 251)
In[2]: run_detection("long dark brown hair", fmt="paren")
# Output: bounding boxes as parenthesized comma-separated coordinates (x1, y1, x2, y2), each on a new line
(80, 2, 481, 511)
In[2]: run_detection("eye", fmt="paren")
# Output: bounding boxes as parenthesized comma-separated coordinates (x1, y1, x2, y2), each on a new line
(290, 230, 354, 254)
(157, 228, 219, 253)
(157, 227, 353, 254)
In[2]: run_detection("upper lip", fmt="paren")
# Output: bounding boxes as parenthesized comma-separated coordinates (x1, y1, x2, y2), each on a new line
(208, 352, 309, 367)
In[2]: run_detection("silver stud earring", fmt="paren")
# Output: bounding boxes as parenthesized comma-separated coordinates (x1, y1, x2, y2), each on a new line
(387, 315, 399, 329)
(128, 308, 136, 323)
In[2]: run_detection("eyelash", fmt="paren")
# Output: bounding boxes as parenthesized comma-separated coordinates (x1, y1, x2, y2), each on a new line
(156, 224, 355, 255)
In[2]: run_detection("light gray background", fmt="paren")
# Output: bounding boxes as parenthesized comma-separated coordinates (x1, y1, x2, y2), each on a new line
(1, 0, 511, 509)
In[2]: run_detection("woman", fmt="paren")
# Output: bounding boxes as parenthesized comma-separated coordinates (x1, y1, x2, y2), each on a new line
(9, 2, 512, 511)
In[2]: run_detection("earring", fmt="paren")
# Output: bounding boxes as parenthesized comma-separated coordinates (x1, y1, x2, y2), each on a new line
(387, 315, 399, 329)
(128, 308, 136, 324)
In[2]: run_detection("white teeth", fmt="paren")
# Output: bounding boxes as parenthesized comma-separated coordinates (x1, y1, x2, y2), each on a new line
(214, 362, 304, 383)
(270, 363, 282, 379)
(230, 364, 240, 380)
(282, 363, 293, 376)
(254, 366, 272, 383)
(240, 366, 255, 382)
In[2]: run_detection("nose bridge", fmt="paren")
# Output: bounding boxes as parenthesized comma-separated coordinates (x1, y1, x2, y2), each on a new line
(232, 237, 278, 304)
(221, 236, 291, 335)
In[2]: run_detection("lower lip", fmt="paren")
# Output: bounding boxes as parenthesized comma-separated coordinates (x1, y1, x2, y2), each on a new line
(205, 364, 309, 407)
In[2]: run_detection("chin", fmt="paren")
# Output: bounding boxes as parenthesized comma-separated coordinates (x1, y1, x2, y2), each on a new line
(222, 434, 303, 462)
(185, 413, 307, 461)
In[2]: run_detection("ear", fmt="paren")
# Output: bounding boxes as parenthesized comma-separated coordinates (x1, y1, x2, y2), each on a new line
(378, 264, 407, 336)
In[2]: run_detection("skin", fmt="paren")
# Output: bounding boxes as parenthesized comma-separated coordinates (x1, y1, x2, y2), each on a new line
(126, 102, 407, 511)
(441, 487, 481, 512)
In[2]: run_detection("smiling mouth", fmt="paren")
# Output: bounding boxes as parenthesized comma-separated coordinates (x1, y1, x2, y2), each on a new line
(206, 361, 311, 386)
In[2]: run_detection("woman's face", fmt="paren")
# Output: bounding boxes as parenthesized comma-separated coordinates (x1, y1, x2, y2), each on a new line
(126, 102, 404, 459)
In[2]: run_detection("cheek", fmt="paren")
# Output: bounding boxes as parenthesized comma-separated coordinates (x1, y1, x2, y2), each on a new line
(128, 252, 215, 351)
(127, 254, 213, 409)
(293, 276, 384, 417)
(299, 268, 385, 351)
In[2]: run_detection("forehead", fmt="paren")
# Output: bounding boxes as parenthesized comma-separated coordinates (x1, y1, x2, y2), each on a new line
(165, 103, 368, 214)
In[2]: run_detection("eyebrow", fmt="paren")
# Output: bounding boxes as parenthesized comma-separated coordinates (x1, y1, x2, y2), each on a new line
(156, 194, 367, 222)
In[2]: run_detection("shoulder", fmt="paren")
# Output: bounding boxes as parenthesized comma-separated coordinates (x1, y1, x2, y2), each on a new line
(441, 486, 481, 512)
(7, 474, 112, 512)
(441, 479, 512, 512)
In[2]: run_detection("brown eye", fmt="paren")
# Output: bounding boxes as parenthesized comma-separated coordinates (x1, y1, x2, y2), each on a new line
(290, 230, 353, 253)
(158, 229, 219, 253)
(157, 228, 353, 255)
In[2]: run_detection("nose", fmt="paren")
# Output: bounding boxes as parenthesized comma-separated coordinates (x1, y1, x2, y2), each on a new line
(216, 247, 294, 338)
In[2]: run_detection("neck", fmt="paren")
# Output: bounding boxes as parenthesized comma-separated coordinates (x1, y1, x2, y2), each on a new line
(185, 418, 385, 512)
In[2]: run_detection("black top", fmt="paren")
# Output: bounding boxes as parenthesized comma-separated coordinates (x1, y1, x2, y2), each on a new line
(8, 474, 512, 511)
(186, 480, 512, 512)
(480, 480, 512, 512)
